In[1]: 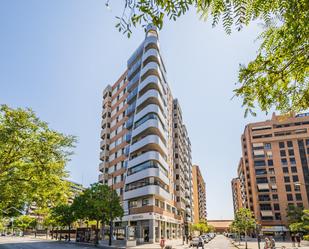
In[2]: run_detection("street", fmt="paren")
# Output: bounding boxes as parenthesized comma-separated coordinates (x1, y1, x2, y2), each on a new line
(0, 237, 95, 249)
(0, 235, 234, 249)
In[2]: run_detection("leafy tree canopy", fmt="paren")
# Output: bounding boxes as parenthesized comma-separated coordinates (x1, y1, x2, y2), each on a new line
(114, 0, 308, 115)
(15, 215, 37, 232)
(0, 105, 76, 215)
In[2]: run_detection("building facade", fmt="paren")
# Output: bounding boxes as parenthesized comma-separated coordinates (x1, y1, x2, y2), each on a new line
(232, 113, 309, 233)
(98, 25, 195, 244)
(192, 165, 207, 223)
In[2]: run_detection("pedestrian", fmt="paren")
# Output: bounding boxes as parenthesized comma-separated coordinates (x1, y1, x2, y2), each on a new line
(160, 237, 165, 249)
(296, 233, 301, 247)
(264, 237, 270, 249)
(198, 237, 204, 249)
(291, 233, 296, 247)
(270, 236, 276, 249)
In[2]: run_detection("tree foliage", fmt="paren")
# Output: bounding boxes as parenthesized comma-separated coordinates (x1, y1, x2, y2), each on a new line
(114, 0, 309, 115)
(15, 215, 37, 232)
(190, 219, 214, 234)
(232, 208, 256, 249)
(289, 209, 309, 232)
(0, 105, 76, 214)
(71, 183, 124, 244)
(287, 205, 304, 224)
(51, 204, 76, 241)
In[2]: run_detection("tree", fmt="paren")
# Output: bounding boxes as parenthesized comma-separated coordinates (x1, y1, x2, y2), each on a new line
(287, 205, 304, 224)
(113, 0, 308, 115)
(233, 208, 256, 249)
(15, 215, 37, 234)
(0, 105, 76, 214)
(51, 204, 76, 241)
(71, 183, 124, 245)
(289, 209, 309, 233)
(190, 220, 213, 235)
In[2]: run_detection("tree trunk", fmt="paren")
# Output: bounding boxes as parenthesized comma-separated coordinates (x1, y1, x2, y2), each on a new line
(68, 224, 71, 242)
(95, 220, 99, 245)
(245, 230, 248, 249)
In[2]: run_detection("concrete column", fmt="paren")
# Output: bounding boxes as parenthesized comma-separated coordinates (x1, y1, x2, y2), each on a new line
(149, 219, 155, 243)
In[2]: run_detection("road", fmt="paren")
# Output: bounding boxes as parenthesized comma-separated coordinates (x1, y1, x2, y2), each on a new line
(202, 235, 235, 249)
(0, 235, 234, 249)
(0, 237, 96, 249)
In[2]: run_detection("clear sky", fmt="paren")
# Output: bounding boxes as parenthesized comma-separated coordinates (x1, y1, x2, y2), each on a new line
(0, 1, 271, 219)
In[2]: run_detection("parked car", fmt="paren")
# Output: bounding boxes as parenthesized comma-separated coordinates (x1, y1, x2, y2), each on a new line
(189, 237, 200, 247)
(200, 235, 209, 243)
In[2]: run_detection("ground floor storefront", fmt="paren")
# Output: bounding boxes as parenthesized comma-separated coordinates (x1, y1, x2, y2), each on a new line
(123, 213, 184, 244)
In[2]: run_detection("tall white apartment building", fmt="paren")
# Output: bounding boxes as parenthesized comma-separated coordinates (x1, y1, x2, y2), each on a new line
(99, 25, 195, 244)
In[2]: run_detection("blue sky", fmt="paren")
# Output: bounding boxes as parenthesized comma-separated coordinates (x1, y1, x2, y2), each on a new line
(0, 1, 270, 219)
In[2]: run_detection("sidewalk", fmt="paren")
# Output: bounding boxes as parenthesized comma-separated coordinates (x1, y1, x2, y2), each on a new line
(132, 239, 190, 249)
(231, 239, 309, 249)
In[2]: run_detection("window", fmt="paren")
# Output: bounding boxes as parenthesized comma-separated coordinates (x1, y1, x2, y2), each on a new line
(270, 177, 276, 183)
(255, 169, 267, 175)
(254, 160, 266, 167)
(293, 175, 299, 182)
(129, 200, 138, 208)
(287, 141, 293, 147)
(284, 176, 290, 183)
(264, 143, 272, 150)
(287, 194, 293, 201)
(275, 213, 281, 220)
(280, 150, 286, 157)
(285, 185, 292, 192)
(288, 149, 295, 156)
(296, 194, 302, 201)
(272, 194, 279, 201)
(256, 178, 268, 183)
(291, 167, 297, 173)
(268, 160, 274, 166)
(283, 167, 289, 173)
(281, 158, 288, 166)
(295, 185, 301, 191)
(155, 199, 159, 207)
(142, 199, 149, 206)
(269, 168, 275, 175)
(290, 158, 296, 165)
(274, 204, 280, 210)
(279, 142, 285, 148)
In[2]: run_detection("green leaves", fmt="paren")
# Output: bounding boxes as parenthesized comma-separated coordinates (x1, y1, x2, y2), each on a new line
(116, 0, 308, 116)
(232, 208, 256, 233)
(0, 105, 76, 214)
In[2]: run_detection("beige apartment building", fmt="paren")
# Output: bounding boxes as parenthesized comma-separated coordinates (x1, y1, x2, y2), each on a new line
(192, 165, 207, 223)
(232, 113, 309, 234)
(98, 25, 196, 244)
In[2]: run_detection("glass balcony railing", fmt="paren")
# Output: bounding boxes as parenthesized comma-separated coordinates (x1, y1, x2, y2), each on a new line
(127, 88, 138, 103)
(127, 73, 140, 92)
(126, 116, 134, 129)
(125, 132, 132, 143)
(126, 102, 136, 116)
(128, 60, 142, 79)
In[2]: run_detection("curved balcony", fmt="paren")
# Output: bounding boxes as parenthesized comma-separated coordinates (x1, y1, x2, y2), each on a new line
(129, 134, 167, 156)
(124, 184, 171, 201)
(140, 61, 165, 87)
(126, 167, 169, 185)
(132, 119, 167, 144)
(139, 74, 166, 99)
(127, 150, 169, 170)
(136, 89, 166, 114)
(134, 104, 166, 126)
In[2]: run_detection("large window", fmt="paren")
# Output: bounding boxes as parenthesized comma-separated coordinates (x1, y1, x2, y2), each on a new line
(125, 177, 169, 192)
(127, 160, 168, 176)
(254, 160, 266, 167)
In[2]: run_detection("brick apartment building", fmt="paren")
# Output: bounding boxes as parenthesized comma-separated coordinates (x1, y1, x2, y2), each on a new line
(232, 112, 309, 234)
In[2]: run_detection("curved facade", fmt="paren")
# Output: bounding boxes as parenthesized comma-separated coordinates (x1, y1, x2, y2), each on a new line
(99, 25, 196, 244)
